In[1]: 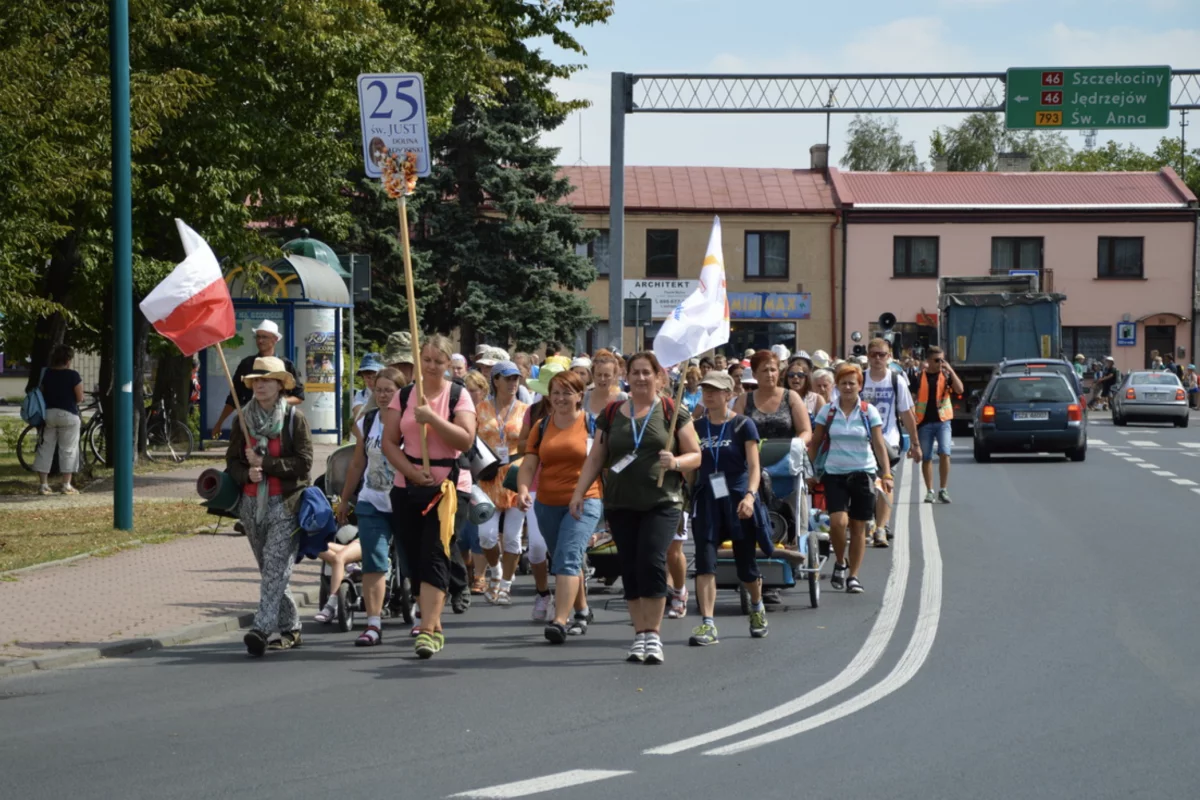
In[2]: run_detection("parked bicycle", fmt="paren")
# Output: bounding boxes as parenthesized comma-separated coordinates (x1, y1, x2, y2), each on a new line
(144, 396, 194, 464)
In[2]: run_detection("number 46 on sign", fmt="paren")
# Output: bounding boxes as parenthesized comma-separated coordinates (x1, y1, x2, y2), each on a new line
(357, 73, 431, 180)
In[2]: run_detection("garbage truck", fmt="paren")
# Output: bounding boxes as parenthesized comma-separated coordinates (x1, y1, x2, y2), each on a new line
(937, 275, 1066, 428)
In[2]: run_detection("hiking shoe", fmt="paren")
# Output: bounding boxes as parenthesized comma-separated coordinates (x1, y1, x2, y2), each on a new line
(874, 527, 890, 548)
(831, 562, 848, 591)
(644, 634, 665, 665)
(749, 609, 769, 638)
(924, 490, 936, 503)
(689, 622, 719, 646)
(414, 631, 443, 659)
(846, 576, 864, 594)
(938, 489, 952, 504)
(544, 621, 568, 644)
(627, 633, 647, 663)
(531, 593, 552, 622)
(243, 629, 268, 657)
(450, 589, 470, 615)
(567, 609, 593, 636)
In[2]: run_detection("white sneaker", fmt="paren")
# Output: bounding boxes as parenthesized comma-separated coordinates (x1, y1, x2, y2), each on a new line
(531, 593, 552, 622)
(644, 633, 665, 665)
(924, 490, 936, 503)
(627, 632, 647, 662)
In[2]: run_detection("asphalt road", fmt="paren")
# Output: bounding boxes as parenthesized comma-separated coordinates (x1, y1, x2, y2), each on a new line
(4, 415, 1200, 800)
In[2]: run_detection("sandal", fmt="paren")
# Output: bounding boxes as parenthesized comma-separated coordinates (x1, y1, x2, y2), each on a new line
(495, 586, 512, 606)
(567, 609, 593, 636)
(471, 575, 488, 595)
(544, 621, 568, 644)
(313, 599, 338, 624)
(485, 578, 501, 604)
(355, 625, 382, 647)
(60, 485, 79, 495)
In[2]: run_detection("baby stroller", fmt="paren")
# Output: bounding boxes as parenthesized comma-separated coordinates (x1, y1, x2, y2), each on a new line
(714, 438, 830, 610)
(315, 444, 413, 632)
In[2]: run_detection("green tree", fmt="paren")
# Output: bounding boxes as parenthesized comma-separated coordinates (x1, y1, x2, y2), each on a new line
(840, 115, 923, 171)
(933, 112, 1072, 171)
(351, 79, 597, 351)
(1059, 137, 1200, 198)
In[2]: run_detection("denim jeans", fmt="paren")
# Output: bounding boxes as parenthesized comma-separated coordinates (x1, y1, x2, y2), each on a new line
(918, 421, 953, 462)
(533, 499, 603, 577)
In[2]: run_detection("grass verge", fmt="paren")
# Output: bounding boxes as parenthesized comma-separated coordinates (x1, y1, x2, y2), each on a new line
(0, 452, 188, 497)
(0, 501, 218, 572)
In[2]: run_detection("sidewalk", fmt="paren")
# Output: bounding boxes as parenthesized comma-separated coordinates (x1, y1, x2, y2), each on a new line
(0, 441, 342, 674)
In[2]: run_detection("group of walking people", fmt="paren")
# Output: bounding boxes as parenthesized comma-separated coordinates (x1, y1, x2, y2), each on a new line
(219, 329, 931, 664)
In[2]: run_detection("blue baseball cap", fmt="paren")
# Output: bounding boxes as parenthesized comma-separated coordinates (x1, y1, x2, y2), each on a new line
(491, 360, 521, 379)
(357, 353, 384, 374)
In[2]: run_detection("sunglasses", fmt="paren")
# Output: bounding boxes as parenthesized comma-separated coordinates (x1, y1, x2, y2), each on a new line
(868, 351, 890, 358)
(786, 372, 807, 379)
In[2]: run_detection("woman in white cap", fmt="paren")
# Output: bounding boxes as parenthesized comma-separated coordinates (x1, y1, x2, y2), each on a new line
(225, 356, 314, 656)
(211, 319, 303, 439)
(475, 360, 531, 606)
(570, 356, 593, 386)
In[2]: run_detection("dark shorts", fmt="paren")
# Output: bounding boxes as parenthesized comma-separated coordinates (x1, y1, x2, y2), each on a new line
(606, 505, 681, 601)
(692, 510, 761, 584)
(822, 471, 876, 522)
(390, 486, 470, 595)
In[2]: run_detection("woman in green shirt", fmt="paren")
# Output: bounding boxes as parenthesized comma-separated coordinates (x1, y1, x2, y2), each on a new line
(570, 352, 702, 665)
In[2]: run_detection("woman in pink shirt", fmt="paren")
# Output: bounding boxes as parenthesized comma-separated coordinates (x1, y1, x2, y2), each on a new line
(381, 335, 477, 659)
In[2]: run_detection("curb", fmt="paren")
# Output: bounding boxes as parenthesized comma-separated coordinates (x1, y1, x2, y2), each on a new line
(0, 585, 322, 679)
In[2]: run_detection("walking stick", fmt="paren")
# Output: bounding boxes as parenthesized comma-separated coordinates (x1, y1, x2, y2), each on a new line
(214, 341, 254, 447)
(657, 367, 690, 488)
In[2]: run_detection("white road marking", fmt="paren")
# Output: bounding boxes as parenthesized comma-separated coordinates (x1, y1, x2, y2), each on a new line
(1090, 438, 1109, 446)
(1137, 464, 1158, 469)
(1171, 478, 1198, 486)
(1181, 443, 1200, 449)
(707, 482, 944, 756)
(1124, 457, 1144, 462)
(1154, 471, 1177, 477)
(1129, 441, 1160, 447)
(1192, 489, 1200, 498)
(448, 771, 634, 799)
(645, 466, 916, 756)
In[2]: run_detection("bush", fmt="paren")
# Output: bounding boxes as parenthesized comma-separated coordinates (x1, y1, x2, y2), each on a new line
(0, 417, 24, 453)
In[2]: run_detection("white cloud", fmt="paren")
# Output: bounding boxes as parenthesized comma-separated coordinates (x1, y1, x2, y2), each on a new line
(842, 16, 975, 72)
(1042, 22, 1200, 66)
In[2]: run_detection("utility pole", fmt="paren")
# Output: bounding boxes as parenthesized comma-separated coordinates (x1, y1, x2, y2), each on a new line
(1180, 109, 1189, 182)
(110, 0, 134, 530)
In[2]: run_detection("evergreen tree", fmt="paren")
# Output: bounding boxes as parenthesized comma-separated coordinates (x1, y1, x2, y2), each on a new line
(352, 79, 597, 351)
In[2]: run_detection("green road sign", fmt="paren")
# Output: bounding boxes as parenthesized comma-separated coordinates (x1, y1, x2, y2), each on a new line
(1005, 66, 1171, 130)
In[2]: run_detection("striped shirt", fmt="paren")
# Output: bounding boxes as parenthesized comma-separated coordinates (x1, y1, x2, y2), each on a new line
(817, 400, 882, 475)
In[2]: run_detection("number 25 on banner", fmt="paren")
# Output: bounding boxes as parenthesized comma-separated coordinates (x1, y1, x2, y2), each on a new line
(357, 73, 431, 179)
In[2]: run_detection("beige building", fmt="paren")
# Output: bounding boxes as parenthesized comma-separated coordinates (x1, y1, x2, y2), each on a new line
(560, 154, 839, 358)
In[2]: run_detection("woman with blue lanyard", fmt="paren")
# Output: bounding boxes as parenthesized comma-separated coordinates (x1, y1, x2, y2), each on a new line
(571, 352, 702, 664)
(687, 370, 774, 645)
(807, 363, 893, 595)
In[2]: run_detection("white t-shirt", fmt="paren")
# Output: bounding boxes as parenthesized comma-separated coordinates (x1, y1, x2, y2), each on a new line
(860, 371, 913, 448)
(356, 411, 395, 512)
(836, 371, 913, 448)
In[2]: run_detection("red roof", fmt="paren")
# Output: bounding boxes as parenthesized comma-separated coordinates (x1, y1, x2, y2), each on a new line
(829, 167, 1196, 209)
(559, 166, 835, 213)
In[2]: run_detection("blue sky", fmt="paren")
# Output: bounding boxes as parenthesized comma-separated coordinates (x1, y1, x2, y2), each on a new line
(540, 0, 1200, 169)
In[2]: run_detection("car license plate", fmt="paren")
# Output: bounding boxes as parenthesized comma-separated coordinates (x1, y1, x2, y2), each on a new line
(1013, 411, 1049, 421)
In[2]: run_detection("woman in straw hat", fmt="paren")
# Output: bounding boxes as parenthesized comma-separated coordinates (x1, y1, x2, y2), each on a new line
(225, 356, 314, 657)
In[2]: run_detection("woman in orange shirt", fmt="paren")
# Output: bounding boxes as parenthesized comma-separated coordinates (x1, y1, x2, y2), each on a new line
(516, 370, 602, 643)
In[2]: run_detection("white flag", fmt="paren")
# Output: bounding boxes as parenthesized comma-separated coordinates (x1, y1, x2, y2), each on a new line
(652, 216, 730, 368)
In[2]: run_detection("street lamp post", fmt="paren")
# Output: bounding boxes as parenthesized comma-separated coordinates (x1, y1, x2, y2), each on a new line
(110, 0, 134, 530)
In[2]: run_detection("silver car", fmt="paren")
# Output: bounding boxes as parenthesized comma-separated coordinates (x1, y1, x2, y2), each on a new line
(1111, 371, 1190, 427)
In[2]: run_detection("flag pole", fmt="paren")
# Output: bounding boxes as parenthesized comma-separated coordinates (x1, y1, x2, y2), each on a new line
(214, 341, 254, 447)
(397, 193, 430, 473)
(657, 365, 690, 488)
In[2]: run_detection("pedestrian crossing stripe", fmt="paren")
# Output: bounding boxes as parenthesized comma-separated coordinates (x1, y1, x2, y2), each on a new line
(1181, 443, 1200, 448)
(1128, 441, 1160, 447)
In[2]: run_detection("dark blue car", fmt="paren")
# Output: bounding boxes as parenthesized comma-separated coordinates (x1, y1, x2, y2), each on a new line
(973, 371, 1087, 462)
(995, 357, 1087, 405)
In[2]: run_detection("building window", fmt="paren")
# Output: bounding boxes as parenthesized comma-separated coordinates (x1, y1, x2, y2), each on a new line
(646, 230, 678, 278)
(745, 231, 789, 279)
(991, 237, 1043, 272)
(1098, 237, 1144, 279)
(575, 229, 610, 276)
(1062, 326, 1112, 366)
(893, 236, 939, 278)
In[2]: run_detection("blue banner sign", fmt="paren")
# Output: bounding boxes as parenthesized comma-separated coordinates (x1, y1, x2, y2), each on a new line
(728, 292, 811, 320)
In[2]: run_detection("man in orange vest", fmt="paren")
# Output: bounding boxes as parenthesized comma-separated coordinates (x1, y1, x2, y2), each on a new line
(912, 346, 963, 503)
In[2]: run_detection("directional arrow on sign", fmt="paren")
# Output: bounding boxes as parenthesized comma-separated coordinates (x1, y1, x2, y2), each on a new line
(1013, 95, 1029, 103)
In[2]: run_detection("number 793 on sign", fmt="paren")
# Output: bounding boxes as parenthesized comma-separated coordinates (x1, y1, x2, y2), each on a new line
(1036, 111, 1062, 126)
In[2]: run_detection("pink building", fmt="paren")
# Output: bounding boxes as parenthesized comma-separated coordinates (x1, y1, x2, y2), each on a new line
(830, 167, 1199, 375)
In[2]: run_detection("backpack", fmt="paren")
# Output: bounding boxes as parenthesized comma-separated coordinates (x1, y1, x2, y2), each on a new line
(20, 368, 47, 426)
(399, 382, 503, 481)
(534, 408, 597, 446)
(812, 400, 872, 481)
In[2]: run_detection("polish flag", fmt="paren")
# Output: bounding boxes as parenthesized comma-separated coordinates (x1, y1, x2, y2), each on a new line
(139, 220, 236, 356)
